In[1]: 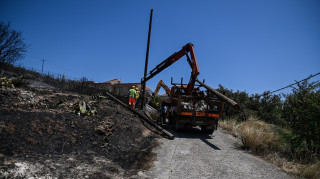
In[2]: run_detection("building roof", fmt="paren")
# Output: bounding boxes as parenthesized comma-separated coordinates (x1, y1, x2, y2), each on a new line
(103, 79, 121, 84)
(145, 86, 152, 91)
(90, 80, 152, 91)
(159, 94, 168, 97)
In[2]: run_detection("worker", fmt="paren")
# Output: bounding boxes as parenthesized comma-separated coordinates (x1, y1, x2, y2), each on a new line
(135, 88, 140, 108)
(128, 86, 136, 109)
(159, 101, 167, 125)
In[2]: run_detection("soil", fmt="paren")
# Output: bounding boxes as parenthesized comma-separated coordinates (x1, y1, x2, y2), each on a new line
(0, 71, 160, 178)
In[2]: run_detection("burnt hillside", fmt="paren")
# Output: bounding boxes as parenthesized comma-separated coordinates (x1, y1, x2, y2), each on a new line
(0, 66, 159, 178)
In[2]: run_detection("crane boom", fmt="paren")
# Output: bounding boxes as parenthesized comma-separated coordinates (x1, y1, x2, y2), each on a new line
(141, 43, 200, 95)
(153, 80, 171, 97)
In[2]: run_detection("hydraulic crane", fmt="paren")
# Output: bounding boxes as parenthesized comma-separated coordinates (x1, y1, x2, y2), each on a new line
(153, 80, 171, 97)
(141, 43, 199, 95)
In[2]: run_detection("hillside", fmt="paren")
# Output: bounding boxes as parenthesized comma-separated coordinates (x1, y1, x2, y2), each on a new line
(0, 67, 159, 178)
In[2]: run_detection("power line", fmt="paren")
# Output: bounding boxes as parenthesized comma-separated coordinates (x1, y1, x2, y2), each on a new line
(266, 72, 320, 95)
(25, 54, 86, 79)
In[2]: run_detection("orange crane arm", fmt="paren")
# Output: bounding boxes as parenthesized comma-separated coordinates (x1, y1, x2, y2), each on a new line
(141, 43, 200, 95)
(154, 80, 171, 97)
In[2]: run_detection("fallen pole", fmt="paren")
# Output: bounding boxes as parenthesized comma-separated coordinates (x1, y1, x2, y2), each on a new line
(104, 91, 175, 140)
(196, 79, 238, 107)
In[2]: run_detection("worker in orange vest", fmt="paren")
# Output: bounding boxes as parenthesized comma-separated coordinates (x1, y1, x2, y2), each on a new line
(128, 86, 136, 109)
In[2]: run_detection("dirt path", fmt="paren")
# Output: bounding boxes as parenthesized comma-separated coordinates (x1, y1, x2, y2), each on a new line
(145, 127, 297, 179)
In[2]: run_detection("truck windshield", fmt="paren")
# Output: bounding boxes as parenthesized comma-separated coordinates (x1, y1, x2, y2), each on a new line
(174, 88, 186, 94)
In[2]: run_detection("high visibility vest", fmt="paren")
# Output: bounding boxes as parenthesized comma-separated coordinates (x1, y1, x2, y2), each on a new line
(136, 92, 139, 99)
(129, 89, 136, 98)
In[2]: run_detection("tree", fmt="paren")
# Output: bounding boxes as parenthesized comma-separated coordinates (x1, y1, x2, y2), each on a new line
(283, 78, 320, 156)
(0, 22, 27, 64)
(257, 92, 284, 126)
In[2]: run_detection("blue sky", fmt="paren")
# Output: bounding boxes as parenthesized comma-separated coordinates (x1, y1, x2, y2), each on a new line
(1, 0, 319, 95)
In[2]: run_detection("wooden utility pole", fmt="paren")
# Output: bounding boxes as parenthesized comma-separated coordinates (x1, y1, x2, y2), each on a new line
(41, 59, 45, 73)
(140, 9, 153, 109)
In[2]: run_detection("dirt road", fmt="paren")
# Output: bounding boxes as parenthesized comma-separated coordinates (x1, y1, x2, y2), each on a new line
(145, 127, 296, 179)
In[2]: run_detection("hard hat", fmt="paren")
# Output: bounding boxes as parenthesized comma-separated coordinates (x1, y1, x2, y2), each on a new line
(132, 86, 135, 88)
(136, 88, 139, 90)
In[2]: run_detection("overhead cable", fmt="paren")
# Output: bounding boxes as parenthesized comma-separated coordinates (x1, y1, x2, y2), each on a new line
(266, 72, 320, 95)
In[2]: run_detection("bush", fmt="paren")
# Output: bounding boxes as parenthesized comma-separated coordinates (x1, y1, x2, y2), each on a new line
(237, 117, 282, 153)
(0, 77, 14, 88)
(218, 79, 320, 159)
(149, 96, 160, 109)
(283, 79, 320, 158)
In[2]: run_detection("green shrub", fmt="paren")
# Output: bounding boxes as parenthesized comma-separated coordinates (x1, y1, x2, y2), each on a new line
(283, 79, 320, 158)
(0, 77, 14, 88)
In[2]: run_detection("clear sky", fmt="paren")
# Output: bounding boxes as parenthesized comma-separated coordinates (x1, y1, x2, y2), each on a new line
(1, 0, 319, 95)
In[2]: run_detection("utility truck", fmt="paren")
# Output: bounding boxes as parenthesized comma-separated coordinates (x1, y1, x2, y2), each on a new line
(141, 43, 237, 134)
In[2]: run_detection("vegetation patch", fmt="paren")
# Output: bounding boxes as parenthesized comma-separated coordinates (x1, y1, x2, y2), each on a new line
(218, 76, 320, 178)
(237, 117, 281, 153)
(220, 117, 320, 178)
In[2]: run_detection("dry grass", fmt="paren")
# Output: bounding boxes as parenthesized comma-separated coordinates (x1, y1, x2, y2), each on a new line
(237, 117, 281, 153)
(219, 117, 320, 179)
(221, 117, 281, 153)
(302, 161, 320, 179)
(219, 119, 239, 137)
(264, 153, 302, 176)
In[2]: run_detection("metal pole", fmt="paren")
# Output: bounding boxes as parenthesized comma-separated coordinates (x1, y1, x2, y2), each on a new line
(41, 59, 45, 73)
(140, 9, 153, 109)
(195, 79, 238, 107)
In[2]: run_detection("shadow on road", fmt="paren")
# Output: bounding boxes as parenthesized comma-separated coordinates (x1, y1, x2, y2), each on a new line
(162, 126, 221, 150)
(165, 127, 212, 139)
(200, 138, 221, 150)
